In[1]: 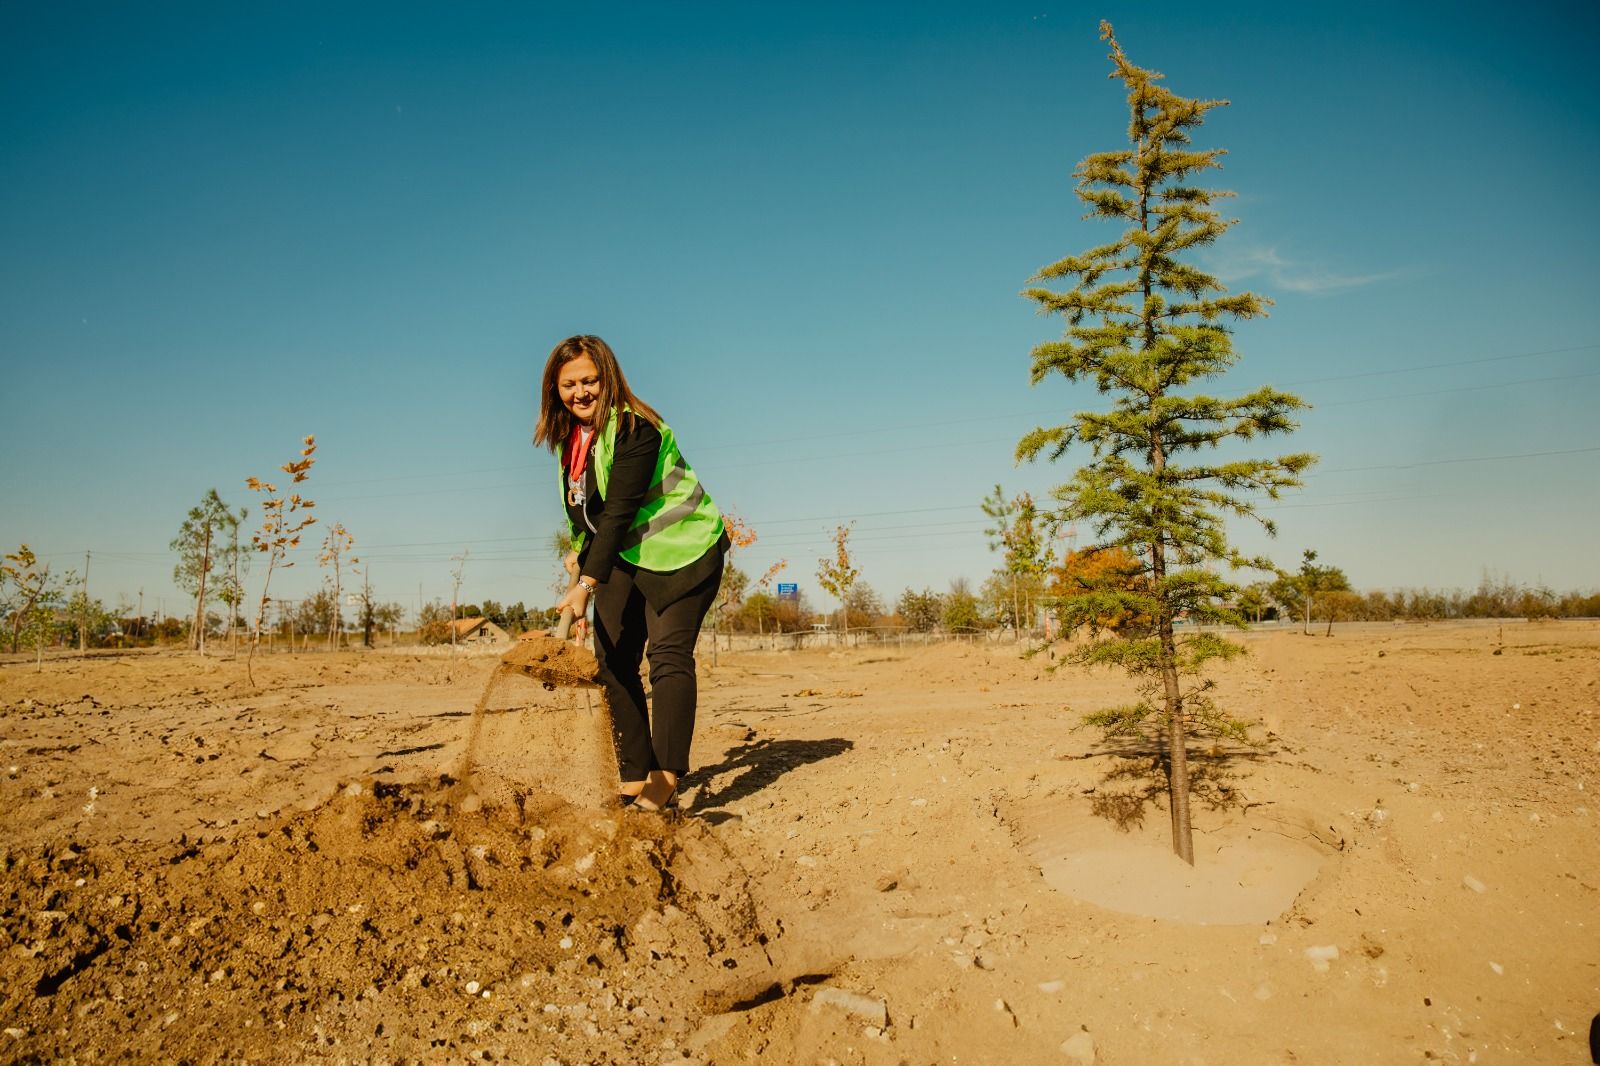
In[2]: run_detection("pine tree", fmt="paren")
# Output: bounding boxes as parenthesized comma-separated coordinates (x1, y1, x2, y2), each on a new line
(1019, 22, 1315, 864)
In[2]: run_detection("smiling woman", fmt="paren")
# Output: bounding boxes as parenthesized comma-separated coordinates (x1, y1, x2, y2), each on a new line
(533, 335, 729, 813)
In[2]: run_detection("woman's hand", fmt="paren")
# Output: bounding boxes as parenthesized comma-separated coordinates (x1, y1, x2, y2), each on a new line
(554, 579, 592, 623)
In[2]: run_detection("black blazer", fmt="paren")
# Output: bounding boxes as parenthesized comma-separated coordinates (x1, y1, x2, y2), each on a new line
(563, 418, 726, 606)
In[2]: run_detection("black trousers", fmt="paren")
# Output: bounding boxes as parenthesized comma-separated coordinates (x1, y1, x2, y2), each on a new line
(591, 559, 722, 780)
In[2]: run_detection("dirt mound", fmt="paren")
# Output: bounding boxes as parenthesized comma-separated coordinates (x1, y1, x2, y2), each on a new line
(1, 783, 776, 1062)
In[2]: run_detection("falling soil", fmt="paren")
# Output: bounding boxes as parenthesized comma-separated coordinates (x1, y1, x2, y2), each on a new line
(456, 662, 619, 813)
(0, 783, 777, 1063)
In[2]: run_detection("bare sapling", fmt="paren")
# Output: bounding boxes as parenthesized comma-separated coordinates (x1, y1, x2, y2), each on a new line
(752, 559, 788, 635)
(716, 513, 760, 655)
(318, 522, 357, 651)
(245, 436, 318, 685)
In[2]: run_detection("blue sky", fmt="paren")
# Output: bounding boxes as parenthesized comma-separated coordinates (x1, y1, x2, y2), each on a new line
(3, 1, 1597, 619)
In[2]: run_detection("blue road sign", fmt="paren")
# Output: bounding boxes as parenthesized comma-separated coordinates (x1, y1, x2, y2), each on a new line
(777, 582, 799, 600)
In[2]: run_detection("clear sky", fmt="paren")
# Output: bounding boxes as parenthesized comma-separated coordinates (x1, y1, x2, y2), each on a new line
(3, 1, 1597, 620)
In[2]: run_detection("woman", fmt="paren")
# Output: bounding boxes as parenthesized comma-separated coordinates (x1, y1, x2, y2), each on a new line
(534, 335, 727, 812)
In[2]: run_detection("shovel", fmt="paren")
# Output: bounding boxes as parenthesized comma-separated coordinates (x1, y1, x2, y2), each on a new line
(498, 584, 601, 687)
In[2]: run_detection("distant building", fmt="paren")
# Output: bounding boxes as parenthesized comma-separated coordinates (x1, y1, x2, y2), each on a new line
(450, 617, 511, 645)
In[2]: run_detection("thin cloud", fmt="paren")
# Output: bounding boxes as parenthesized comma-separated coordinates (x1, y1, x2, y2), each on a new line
(1203, 245, 1409, 296)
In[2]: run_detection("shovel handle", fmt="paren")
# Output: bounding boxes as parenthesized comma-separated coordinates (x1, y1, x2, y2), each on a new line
(554, 569, 580, 641)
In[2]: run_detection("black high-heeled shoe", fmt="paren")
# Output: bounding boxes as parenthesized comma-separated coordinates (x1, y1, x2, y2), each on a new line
(629, 786, 678, 813)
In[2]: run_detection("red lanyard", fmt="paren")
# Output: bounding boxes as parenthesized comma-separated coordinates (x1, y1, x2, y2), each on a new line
(567, 424, 596, 493)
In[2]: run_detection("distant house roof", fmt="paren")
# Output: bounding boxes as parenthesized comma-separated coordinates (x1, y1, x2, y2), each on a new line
(450, 617, 509, 642)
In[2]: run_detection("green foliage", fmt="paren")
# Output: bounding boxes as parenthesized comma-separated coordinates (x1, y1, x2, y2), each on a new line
(719, 563, 750, 610)
(732, 589, 809, 634)
(895, 587, 945, 633)
(2, 546, 69, 659)
(1019, 23, 1313, 862)
(295, 589, 338, 635)
(843, 581, 884, 630)
(172, 488, 248, 651)
(941, 578, 984, 633)
(1269, 549, 1350, 630)
(65, 587, 118, 646)
(981, 486, 1054, 629)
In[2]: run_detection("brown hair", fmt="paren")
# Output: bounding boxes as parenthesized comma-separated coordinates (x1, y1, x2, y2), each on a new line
(533, 335, 661, 452)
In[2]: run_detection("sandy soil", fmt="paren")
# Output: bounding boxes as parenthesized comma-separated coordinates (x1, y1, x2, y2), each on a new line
(1, 622, 1596, 1063)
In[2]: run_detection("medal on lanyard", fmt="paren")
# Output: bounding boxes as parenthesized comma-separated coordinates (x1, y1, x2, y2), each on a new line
(567, 425, 595, 508)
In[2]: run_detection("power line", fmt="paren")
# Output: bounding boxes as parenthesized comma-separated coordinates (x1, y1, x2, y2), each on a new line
(1318, 369, 1600, 407)
(48, 443, 1592, 567)
(275, 341, 1600, 497)
(1281, 342, 1596, 387)
(1317, 444, 1600, 475)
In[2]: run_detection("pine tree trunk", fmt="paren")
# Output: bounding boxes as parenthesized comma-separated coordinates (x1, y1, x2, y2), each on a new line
(1151, 538, 1195, 864)
(1158, 610, 1195, 865)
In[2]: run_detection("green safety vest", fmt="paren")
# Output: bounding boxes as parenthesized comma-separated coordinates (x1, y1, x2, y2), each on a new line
(564, 408, 724, 571)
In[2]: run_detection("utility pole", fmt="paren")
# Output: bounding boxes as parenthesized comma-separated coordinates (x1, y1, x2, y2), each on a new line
(138, 588, 144, 639)
(362, 565, 374, 648)
(449, 550, 469, 650)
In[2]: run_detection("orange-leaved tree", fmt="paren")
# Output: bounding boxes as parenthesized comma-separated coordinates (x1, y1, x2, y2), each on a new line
(1050, 546, 1152, 632)
(815, 524, 858, 638)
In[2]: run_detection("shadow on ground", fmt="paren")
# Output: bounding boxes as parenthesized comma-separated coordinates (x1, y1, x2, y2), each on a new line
(1086, 739, 1270, 831)
(686, 737, 855, 821)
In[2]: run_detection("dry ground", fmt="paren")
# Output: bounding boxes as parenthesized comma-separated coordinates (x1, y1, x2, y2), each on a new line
(1, 621, 1596, 1064)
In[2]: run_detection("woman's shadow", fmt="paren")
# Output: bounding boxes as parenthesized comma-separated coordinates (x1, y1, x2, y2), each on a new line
(685, 735, 854, 823)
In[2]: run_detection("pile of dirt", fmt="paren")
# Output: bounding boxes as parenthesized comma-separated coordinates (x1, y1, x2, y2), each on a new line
(1, 782, 775, 1062)
(500, 639, 599, 688)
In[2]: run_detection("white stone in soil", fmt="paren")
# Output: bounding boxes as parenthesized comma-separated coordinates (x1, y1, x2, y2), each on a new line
(1304, 945, 1340, 973)
(810, 987, 888, 1029)
(1059, 1031, 1096, 1064)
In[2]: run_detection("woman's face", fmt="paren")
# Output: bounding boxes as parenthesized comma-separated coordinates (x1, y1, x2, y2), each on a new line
(557, 354, 601, 426)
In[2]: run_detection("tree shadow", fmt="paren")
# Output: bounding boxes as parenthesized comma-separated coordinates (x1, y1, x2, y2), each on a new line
(685, 737, 855, 823)
(1085, 739, 1269, 831)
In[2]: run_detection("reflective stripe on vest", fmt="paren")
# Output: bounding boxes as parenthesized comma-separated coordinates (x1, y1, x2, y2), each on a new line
(564, 409, 722, 571)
